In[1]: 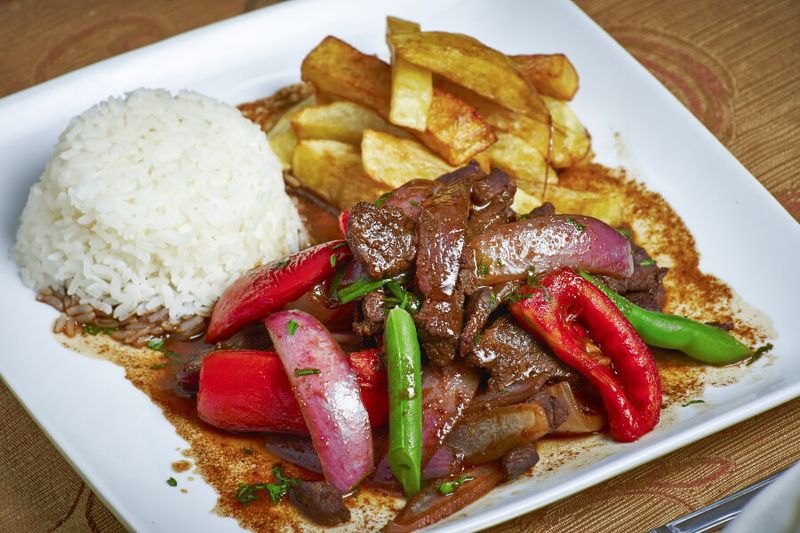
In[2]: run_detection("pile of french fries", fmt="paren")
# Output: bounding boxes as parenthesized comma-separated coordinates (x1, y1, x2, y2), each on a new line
(246, 17, 624, 225)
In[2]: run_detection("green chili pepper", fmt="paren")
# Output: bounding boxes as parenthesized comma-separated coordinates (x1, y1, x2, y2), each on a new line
(580, 272, 752, 364)
(384, 306, 422, 498)
(337, 277, 389, 304)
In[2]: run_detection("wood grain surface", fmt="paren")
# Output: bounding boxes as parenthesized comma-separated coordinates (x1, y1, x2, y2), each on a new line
(0, 0, 798, 531)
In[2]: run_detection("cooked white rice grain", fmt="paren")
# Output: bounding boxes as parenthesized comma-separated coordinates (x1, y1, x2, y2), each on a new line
(13, 88, 306, 321)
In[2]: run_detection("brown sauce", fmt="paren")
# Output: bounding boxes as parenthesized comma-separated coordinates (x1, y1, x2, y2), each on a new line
(59, 162, 772, 531)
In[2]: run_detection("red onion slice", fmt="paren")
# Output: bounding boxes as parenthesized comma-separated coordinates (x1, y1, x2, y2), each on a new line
(464, 215, 633, 290)
(264, 310, 373, 493)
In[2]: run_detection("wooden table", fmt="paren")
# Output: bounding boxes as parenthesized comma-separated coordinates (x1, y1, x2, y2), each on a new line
(1, 0, 798, 531)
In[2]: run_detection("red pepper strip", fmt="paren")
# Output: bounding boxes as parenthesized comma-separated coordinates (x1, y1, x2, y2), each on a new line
(338, 210, 349, 237)
(509, 268, 661, 442)
(196, 349, 388, 434)
(204, 240, 351, 343)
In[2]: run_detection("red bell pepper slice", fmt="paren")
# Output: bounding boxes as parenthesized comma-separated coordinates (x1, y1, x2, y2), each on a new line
(509, 268, 661, 442)
(196, 349, 388, 434)
(204, 240, 352, 343)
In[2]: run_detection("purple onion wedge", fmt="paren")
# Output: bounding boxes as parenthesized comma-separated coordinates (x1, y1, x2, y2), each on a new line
(264, 310, 373, 493)
(463, 215, 633, 291)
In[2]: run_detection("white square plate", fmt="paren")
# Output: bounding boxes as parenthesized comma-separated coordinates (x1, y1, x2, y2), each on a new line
(1, 0, 799, 531)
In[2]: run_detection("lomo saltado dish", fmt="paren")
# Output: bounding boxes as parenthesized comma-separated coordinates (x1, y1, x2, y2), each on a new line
(12, 16, 770, 532)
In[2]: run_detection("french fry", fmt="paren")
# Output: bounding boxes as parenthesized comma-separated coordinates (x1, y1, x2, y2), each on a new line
(511, 188, 543, 214)
(266, 95, 316, 170)
(543, 96, 592, 168)
(291, 140, 390, 210)
(292, 101, 410, 145)
(546, 185, 624, 227)
(361, 129, 454, 189)
(238, 83, 315, 132)
(301, 36, 494, 165)
(389, 31, 549, 122)
(511, 54, 579, 101)
(386, 17, 432, 131)
(487, 133, 557, 193)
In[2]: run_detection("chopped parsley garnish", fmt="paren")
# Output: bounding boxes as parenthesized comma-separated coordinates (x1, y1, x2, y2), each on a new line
(287, 320, 299, 336)
(329, 254, 337, 267)
(489, 291, 497, 307)
(639, 259, 656, 267)
(526, 269, 537, 286)
(273, 258, 290, 270)
(82, 324, 101, 336)
(375, 192, 392, 207)
(617, 228, 631, 238)
(746, 343, 773, 366)
(167, 477, 177, 487)
(235, 465, 300, 507)
(149, 350, 182, 370)
(566, 217, 585, 232)
(438, 475, 474, 495)
(478, 261, 489, 276)
(540, 285, 551, 303)
(409, 200, 420, 207)
(102, 328, 114, 336)
(243, 448, 254, 455)
(331, 242, 348, 250)
(147, 338, 166, 351)
(681, 399, 705, 407)
(294, 368, 321, 377)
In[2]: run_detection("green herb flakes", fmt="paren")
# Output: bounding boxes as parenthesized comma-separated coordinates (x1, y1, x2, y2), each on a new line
(746, 343, 774, 366)
(438, 475, 474, 495)
(167, 477, 177, 487)
(329, 254, 337, 268)
(489, 291, 497, 307)
(235, 465, 300, 507)
(681, 399, 705, 407)
(478, 261, 489, 276)
(294, 368, 321, 377)
(639, 259, 656, 267)
(147, 338, 166, 351)
(287, 320, 299, 336)
(82, 324, 100, 336)
(243, 448, 254, 455)
(375, 192, 392, 207)
(566, 217, 585, 232)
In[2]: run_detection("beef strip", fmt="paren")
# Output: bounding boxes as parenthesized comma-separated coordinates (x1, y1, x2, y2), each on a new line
(459, 281, 521, 357)
(352, 290, 387, 337)
(380, 179, 440, 221)
(213, 323, 272, 351)
(287, 481, 351, 526)
(524, 201, 556, 218)
(465, 168, 517, 241)
(414, 164, 482, 364)
(501, 444, 540, 481)
(469, 315, 573, 390)
(596, 242, 667, 311)
(345, 202, 417, 280)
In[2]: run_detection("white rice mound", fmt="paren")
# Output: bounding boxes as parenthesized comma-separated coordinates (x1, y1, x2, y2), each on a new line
(13, 88, 306, 321)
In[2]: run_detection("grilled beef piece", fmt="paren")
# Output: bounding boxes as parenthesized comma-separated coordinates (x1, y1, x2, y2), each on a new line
(465, 168, 517, 241)
(459, 281, 521, 357)
(345, 202, 417, 280)
(352, 290, 387, 337)
(596, 242, 667, 311)
(288, 481, 351, 526)
(380, 179, 440, 221)
(415, 164, 482, 364)
(524, 201, 556, 218)
(214, 323, 272, 351)
(469, 316, 573, 390)
(531, 387, 569, 431)
(501, 444, 540, 481)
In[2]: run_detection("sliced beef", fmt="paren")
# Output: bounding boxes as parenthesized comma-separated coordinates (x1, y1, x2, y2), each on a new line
(414, 164, 481, 364)
(501, 444, 540, 481)
(531, 387, 569, 431)
(213, 323, 271, 351)
(352, 290, 386, 337)
(459, 281, 521, 357)
(415, 296, 465, 366)
(596, 242, 667, 311)
(465, 168, 517, 241)
(345, 202, 417, 280)
(380, 179, 440, 221)
(469, 316, 573, 390)
(287, 481, 351, 526)
(524, 201, 556, 218)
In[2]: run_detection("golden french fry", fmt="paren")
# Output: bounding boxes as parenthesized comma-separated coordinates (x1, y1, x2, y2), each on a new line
(361, 129, 454, 189)
(511, 54, 579, 101)
(544, 96, 592, 168)
(546, 185, 624, 227)
(238, 83, 315, 132)
(511, 188, 543, 214)
(266, 95, 316, 170)
(301, 36, 494, 165)
(472, 149, 492, 173)
(291, 139, 390, 210)
(389, 31, 549, 122)
(292, 101, 410, 145)
(488, 132, 557, 193)
(387, 17, 432, 131)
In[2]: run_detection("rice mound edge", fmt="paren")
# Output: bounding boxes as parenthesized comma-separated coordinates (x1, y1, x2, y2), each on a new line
(12, 88, 306, 321)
